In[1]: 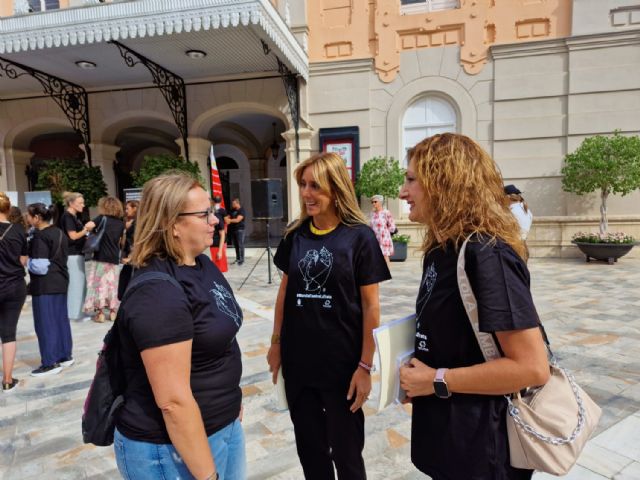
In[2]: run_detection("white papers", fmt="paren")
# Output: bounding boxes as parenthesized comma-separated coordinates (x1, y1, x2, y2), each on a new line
(274, 367, 288, 410)
(373, 314, 415, 411)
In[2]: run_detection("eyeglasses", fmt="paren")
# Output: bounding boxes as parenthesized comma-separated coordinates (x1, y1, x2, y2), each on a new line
(371, 200, 378, 204)
(177, 207, 216, 223)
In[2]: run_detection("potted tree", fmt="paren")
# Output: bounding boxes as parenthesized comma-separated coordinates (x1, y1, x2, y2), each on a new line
(355, 156, 407, 260)
(132, 154, 204, 187)
(562, 131, 640, 264)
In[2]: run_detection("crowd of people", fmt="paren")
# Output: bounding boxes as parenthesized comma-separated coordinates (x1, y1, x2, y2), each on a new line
(0, 132, 546, 480)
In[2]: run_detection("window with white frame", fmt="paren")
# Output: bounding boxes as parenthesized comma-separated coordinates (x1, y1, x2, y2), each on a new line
(27, 0, 60, 12)
(401, 95, 457, 212)
(401, 0, 458, 15)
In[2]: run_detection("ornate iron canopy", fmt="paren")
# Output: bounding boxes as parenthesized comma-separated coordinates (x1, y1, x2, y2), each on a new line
(110, 40, 189, 161)
(0, 56, 92, 164)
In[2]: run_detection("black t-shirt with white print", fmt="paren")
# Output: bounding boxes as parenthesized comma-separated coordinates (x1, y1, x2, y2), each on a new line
(115, 254, 243, 444)
(28, 226, 69, 296)
(411, 236, 538, 480)
(274, 219, 391, 398)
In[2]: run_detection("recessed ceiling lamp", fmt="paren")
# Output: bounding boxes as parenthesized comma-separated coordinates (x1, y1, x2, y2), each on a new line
(75, 60, 97, 69)
(185, 50, 207, 59)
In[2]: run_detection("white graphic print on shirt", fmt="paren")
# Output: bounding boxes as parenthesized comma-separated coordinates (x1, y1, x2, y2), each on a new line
(209, 281, 243, 327)
(296, 246, 333, 308)
(416, 262, 437, 351)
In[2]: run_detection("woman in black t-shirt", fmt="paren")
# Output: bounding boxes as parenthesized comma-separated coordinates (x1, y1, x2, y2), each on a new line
(26, 203, 72, 378)
(0, 193, 28, 392)
(398, 133, 550, 480)
(268, 152, 390, 480)
(113, 173, 244, 480)
(83, 196, 125, 323)
(60, 192, 91, 321)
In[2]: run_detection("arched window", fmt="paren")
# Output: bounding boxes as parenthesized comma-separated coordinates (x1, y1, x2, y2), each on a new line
(402, 95, 457, 167)
(401, 95, 457, 214)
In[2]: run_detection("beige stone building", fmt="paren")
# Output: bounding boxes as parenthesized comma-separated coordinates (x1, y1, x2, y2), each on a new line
(1, 0, 639, 255)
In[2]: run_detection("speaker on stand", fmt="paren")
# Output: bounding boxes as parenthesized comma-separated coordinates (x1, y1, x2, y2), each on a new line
(239, 179, 284, 288)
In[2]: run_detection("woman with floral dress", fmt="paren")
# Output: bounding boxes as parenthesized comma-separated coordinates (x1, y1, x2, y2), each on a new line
(369, 194, 396, 263)
(83, 196, 125, 323)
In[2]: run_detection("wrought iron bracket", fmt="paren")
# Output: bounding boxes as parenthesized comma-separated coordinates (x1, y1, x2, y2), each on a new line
(261, 40, 300, 160)
(0, 57, 92, 164)
(110, 41, 189, 160)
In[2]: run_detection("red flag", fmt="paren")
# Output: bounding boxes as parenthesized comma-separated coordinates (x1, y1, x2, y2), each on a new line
(210, 145, 225, 209)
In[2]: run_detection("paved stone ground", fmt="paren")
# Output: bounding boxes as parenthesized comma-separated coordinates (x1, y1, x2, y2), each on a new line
(1, 248, 639, 479)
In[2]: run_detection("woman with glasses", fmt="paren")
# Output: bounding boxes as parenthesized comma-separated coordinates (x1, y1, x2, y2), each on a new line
(369, 194, 396, 264)
(267, 153, 390, 479)
(113, 173, 245, 480)
(83, 196, 125, 323)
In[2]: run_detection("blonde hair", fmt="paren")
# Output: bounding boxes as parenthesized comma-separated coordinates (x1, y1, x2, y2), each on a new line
(408, 133, 526, 260)
(98, 196, 124, 218)
(63, 191, 83, 207)
(130, 172, 202, 267)
(0, 192, 10, 215)
(285, 152, 367, 236)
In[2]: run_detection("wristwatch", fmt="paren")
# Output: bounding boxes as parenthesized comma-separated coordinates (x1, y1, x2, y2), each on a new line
(433, 368, 451, 399)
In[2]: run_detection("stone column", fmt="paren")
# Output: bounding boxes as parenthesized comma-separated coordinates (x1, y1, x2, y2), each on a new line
(281, 127, 313, 220)
(88, 143, 120, 197)
(10, 149, 32, 200)
(175, 136, 212, 193)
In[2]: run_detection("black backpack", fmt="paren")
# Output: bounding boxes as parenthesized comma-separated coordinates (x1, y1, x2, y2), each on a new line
(81, 270, 183, 446)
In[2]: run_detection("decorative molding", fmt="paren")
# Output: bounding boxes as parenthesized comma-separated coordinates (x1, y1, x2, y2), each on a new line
(0, 0, 308, 80)
(309, 58, 373, 76)
(0, 56, 92, 164)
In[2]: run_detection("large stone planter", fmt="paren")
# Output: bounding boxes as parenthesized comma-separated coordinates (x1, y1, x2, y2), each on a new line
(572, 241, 636, 264)
(390, 241, 408, 262)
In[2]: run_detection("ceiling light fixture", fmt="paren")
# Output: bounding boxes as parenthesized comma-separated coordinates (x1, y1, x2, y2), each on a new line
(75, 60, 97, 69)
(185, 50, 207, 59)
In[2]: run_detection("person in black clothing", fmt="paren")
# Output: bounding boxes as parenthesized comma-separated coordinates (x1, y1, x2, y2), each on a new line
(268, 152, 390, 480)
(122, 200, 139, 263)
(26, 203, 73, 377)
(227, 198, 246, 265)
(60, 192, 92, 321)
(209, 195, 228, 272)
(113, 172, 245, 480)
(83, 196, 125, 323)
(398, 133, 550, 480)
(0, 193, 28, 392)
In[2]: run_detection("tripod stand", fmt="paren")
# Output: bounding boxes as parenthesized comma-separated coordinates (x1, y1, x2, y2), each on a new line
(239, 218, 280, 289)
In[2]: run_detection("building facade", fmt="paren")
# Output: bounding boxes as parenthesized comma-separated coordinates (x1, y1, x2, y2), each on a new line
(1, 0, 639, 255)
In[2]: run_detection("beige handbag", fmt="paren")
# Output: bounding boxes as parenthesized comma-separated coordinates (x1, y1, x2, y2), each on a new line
(456, 238, 601, 475)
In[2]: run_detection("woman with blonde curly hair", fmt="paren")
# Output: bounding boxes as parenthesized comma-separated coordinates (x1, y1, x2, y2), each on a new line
(398, 133, 549, 479)
(267, 152, 390, 479)
(83, 196, 125, 322)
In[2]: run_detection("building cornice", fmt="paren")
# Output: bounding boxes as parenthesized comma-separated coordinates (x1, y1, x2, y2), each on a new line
(309, 57, 373, 77)
(491, 28, 640, 59)
(0, 0, 308, 80)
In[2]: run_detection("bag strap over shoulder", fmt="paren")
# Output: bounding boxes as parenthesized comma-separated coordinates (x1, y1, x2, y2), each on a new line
(0, 223, 13, 241)
(456, 238, 501, 362)
(121, 270, 183, 304)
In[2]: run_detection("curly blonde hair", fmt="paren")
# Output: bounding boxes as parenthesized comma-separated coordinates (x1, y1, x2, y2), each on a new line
(285, 152, 366, 236)
(409, 133, 526, 259)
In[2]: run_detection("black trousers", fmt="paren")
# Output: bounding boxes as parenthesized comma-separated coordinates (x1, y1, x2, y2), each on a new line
(229, 229, 245, 262)
(288, 387, 366, 480)
(0, 280, 26, 343)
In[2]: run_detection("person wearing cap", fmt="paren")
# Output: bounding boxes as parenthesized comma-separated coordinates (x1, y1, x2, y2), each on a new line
(504, 185, 533, 241)
(369, 194, 396, 264)
(210, 196, 229, 273)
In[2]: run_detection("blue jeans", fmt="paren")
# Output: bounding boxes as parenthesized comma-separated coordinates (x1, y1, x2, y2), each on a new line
(114, 419, 246, 480)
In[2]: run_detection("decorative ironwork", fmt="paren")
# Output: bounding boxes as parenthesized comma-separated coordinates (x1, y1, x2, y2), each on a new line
(0, 56, 92, 164)
(110, 41, 189, 160)
(276, 56, 300, 160)
(261, 39, 271, 56)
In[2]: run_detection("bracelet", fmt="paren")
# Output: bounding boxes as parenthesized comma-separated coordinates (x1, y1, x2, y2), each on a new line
(204, 472, 219, 480)
(358, 360, 373, 374)
(271, 333, 280, 345)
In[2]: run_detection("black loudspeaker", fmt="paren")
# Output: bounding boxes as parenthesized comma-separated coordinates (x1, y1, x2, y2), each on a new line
(251, 178, 283, 219)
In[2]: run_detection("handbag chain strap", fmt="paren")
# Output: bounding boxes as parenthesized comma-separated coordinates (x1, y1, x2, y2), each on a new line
(505, 365, 587, 446)
(456, 237, 586, 446)
(0, 223, 13, 241)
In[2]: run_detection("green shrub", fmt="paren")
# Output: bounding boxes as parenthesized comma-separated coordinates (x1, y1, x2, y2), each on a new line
(132, 154, 203, 187)
(36, 157, 107, 207)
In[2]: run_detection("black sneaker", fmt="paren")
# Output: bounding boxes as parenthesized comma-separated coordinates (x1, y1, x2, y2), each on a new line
(30, 365, 63, 377)
(2, 378, 19, 393)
